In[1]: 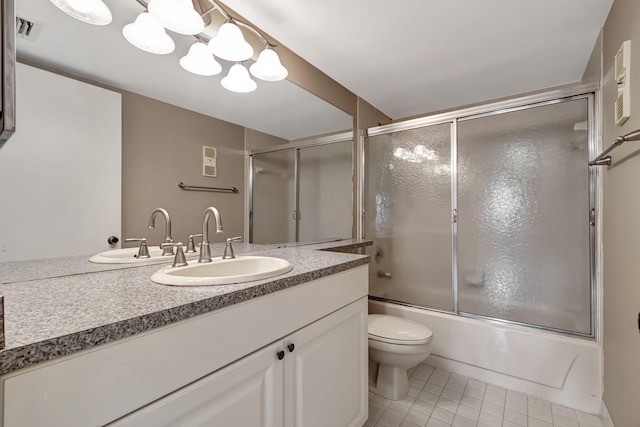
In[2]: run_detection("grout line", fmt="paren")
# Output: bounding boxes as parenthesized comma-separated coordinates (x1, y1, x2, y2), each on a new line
(367, 363, 606, 427)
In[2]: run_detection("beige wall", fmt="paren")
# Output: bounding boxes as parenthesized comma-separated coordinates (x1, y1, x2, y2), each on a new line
(583, 32, 602, 85)
(122, 93, 245, 249)
(245, 128, 288, 151)
(601, 0, 640, 425)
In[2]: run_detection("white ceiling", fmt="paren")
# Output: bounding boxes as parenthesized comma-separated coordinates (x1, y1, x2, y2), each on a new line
(17, 0, 613, 133)
(222, 0, 613, 120)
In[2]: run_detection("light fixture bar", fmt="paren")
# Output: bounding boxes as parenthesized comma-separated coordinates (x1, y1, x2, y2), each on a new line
(204, 0, 277, 48)
(131, 0, 278, 48)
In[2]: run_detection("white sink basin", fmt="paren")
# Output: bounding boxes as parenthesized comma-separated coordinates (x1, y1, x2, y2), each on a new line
(150, 256, 293, 286)
(89, 247, 197, 265)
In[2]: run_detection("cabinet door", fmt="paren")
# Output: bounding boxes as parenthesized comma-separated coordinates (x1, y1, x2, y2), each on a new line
(284, 297, 368, 427)
(110, 341, 284, 427)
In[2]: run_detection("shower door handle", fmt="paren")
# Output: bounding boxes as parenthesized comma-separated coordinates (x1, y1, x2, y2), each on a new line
(589, 208, 595, 226)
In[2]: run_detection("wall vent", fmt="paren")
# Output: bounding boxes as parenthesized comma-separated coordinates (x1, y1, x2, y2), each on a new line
(203, 146, 217, 177)
(16, 16, 43, 41)
(614, 40, 631, 126)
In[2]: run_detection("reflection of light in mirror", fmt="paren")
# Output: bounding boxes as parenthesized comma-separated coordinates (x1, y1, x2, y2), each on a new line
(393, 145, 438, 163)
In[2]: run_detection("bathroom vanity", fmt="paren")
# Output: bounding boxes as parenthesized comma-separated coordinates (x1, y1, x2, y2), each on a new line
(0, 243, 370, 426)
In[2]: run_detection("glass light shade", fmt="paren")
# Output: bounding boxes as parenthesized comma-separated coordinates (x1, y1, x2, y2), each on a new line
(148, 0, 204, 35)
(208, 22, 254, 62)
(49, 0, 112, 25)
(221, 64, 257, 93)
(123, 13, 175, 55)
(250, 48, 288, 81)
(180, 43, 222, 76)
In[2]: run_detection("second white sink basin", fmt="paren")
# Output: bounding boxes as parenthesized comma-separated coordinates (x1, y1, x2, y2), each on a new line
(89, 247, 197, 265)
(150, 256, 294, 286)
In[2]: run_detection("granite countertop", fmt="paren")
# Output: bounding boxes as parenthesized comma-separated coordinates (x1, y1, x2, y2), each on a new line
(0, 245, 369, 376)
(0, 243, 271, 285)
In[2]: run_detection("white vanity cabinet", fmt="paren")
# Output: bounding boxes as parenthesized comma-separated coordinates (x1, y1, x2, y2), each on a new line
(111, 297, 367, 427)
(1, 266, 368, 427)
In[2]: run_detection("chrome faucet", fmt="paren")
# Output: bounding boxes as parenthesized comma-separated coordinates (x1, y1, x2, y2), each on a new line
(148, 207, 174, 256)
(198, 207, 223, 263)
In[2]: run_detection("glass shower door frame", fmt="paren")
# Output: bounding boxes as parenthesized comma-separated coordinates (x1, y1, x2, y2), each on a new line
(249, 133, 354, 245)
(362, 85, 600, 339)
(455, 93, 596, 337)
(249, 150, 298, 244)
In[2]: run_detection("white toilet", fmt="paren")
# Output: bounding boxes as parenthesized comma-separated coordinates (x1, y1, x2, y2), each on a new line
(368, 314, 433, 400)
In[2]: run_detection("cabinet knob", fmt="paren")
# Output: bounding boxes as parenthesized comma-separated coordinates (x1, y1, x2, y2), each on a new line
(277, 350, 285, 360)
(287, 343, 295, 353)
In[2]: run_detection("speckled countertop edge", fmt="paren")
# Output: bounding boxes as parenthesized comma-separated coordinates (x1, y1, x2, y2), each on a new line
(0, 248, 369, 376)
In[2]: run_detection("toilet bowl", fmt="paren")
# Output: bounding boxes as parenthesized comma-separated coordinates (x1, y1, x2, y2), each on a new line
(368, 314, 433, 400)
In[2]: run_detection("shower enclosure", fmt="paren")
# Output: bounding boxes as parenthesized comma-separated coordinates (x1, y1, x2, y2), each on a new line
(250, 137, 353, 245)
(364, 93, 596, 337)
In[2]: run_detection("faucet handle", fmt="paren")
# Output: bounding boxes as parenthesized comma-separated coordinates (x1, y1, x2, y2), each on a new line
(160, 242, 188, 268)
(125, 238, 151, 259)
(186, 234, 203, 253)
(223, 236, 242, 259)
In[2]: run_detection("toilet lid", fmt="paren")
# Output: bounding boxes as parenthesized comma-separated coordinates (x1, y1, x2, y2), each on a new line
(368, 314, 433, 345)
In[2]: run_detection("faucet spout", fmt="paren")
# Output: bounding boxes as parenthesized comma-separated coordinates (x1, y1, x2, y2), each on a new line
(199, 206, 224, 263)
(148, 208, 173, 255)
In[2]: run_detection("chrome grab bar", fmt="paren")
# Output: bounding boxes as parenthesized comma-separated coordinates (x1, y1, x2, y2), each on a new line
(178, 182, 239, 193)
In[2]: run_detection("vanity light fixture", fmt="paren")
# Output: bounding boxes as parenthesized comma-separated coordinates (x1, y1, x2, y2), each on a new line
(123, 12, 175, 54)
(147, 0, 204, 35)
(221, 63, 257, 93)
(250, 47, 288, 81)
(49, 0, 112, 25)
(208, 21, 253, 62)
(50, 0, 289, 92)
(180, 42, 222, 76)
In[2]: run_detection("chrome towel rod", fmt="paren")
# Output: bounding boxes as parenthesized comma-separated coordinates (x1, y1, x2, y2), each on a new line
(590, 129, 640, 166)
(178, 182, 239, 193)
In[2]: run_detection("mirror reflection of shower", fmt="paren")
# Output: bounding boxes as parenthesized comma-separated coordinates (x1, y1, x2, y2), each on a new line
(250, 138, 354, 245)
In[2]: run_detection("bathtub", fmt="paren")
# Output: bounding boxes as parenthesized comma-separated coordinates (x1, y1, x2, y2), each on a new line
(369, 299, 602, 414)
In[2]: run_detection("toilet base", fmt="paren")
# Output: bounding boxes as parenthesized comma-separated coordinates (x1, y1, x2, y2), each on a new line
(371, 363, 409, 401)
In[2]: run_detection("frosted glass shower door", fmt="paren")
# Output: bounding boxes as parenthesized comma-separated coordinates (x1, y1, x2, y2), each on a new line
(251, 151, 296, 244)
(298, 141, 353, 242)
(456, 98, 591, 334)
(366, 123, 453, 311)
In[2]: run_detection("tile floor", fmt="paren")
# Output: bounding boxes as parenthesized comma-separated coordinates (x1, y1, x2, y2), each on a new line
(364, 364, 607, 427)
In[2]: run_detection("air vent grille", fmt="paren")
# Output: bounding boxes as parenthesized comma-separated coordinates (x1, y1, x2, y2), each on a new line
(16, 16, 43, 41)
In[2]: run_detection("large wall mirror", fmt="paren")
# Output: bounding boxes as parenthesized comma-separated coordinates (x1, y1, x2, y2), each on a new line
(1, 0, 352, 266)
